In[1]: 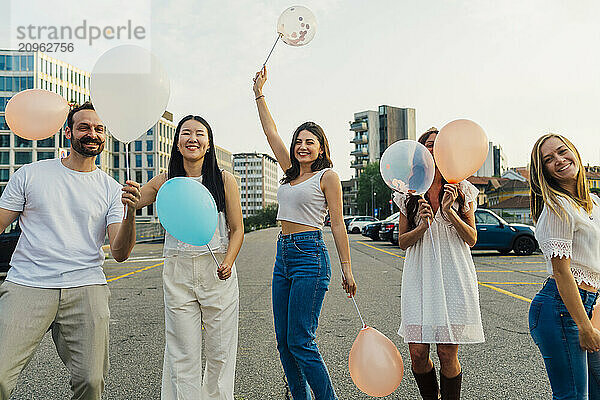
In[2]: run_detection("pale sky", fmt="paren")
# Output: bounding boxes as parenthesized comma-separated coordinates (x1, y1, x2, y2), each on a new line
(3, 0, 600, 180)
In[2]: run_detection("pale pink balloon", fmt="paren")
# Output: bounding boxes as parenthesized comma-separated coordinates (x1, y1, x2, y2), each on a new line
(349, 326, 404, 397)
(5, 89, 69, 140)
(433, 119, 488, 183)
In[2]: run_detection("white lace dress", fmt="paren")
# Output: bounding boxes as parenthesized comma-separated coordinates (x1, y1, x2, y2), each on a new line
(394, 180, 485, 344)
(535, 194, 600, 289)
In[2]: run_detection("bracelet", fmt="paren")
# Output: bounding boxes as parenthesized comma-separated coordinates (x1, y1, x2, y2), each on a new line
(255, 94, 265, 101)
(341, 260, 351, 264)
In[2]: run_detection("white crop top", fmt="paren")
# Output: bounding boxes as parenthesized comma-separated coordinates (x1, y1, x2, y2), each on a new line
(163, 175, 229, 257)
(277, 168, 330, 230)
(535, 194, 600, 289)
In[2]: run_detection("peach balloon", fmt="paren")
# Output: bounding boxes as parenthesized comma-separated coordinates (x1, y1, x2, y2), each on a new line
(592, 306, 600, 329)
(349, 326, 404, 397)
(433, 119, 488, 183)
(5, 89, 69, 140)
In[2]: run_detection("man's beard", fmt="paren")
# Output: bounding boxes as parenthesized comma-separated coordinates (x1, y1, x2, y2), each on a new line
(72, 136, 105, 157)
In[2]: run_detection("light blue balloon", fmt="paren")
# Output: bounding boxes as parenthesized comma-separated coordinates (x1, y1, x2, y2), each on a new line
(156, 177, 218, 246)
(379, 140, 435, 195)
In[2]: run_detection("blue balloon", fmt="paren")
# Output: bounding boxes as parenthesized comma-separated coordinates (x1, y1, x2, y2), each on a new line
(379, 140, 435, 195)
(156, 177, 218, 246)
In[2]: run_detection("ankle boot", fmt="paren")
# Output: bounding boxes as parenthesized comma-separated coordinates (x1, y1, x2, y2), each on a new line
(412, 367, 440, 400)
(440, 371, 462, 400)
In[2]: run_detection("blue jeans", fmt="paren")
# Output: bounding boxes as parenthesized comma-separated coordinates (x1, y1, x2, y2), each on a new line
(272, 230, 337, 400)
(529, 278, 600, 399)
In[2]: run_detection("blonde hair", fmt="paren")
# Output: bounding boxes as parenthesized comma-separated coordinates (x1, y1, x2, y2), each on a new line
(529, 133, 592, 222)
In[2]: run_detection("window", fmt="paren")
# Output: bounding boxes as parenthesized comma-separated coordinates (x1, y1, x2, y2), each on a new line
(135, 170, 142, 183)
(0, 97, 8, 112)
(95, 157, 101, 166)
(37, 151, 54, 161)
(0, 152, 8, 164)
(135, 141, 142, 152)
(113, 155, 119, 168)
(37, 136, 55, 147)
(135, 154, 141, 168)
(15, 151, 32, 164)
(147, 204, 153, 216)
(146, 140, 153, 151)
(147, 154, 153, 167)
(0, 116, 9, 131)
(113, 140, 120, 153)
(15, 136, 32, 148)
(136, 208, 143, 216)
(475, 211, 501, 225)
(0, 135, 9, 147)
(0, 169, 8, 182)
(147, 170, 154, 180)
(112, 170, 119, 181)
(147, 128, 153, 135)
(0, 55, 5, 70)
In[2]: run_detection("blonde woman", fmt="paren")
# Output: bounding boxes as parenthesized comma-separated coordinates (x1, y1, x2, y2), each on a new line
(529, 134, 600, 399)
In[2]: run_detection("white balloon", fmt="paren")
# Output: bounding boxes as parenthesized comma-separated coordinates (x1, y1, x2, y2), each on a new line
(277, 5, 317, 47)
(90, 45, 170, 143)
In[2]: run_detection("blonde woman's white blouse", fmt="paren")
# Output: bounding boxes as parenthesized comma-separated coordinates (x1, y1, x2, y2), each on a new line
(535, 194, 600, 289)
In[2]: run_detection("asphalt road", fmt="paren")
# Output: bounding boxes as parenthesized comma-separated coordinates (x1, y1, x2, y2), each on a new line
(5, 227, 551, 399)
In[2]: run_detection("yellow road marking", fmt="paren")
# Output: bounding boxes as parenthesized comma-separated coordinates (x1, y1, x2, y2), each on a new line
(106, 262, 164, 283)
(478, 282, 532, 303)
(479, 281, 539, 285)
(357, 241, 404, 259)
(477, 270, 546, 273)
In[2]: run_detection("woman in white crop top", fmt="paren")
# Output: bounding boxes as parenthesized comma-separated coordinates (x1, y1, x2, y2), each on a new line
(137, 115, 244, 400)
(254, 67, 356, 400)
(529, 134, 600, 399)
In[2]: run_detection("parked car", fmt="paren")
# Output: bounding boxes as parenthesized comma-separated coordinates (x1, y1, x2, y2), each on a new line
(347, 216, 379, 234)
(473, 209, 538, 255)
(391, 209, 537, 255)
(0, 221, 20, 274)
(379, 213, 401, 242)
(344, 216, 354, 230)
(362, 212, 400, 241)
(391, 222, 399, 245)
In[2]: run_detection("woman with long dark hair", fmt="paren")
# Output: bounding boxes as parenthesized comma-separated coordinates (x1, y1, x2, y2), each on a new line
(253, 67, 356, 400)
(395, 128, 484, 400)
(529, 134, 600, 399)
(137, 115, 244, 400)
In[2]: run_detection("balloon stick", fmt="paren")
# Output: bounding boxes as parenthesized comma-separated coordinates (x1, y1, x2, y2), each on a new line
(420, 194, 437, 262)
(206, 245, 220, 269)
(262, 34, 282, 68)
(341, 268, 366, 328)
(124, 142, 131, 218)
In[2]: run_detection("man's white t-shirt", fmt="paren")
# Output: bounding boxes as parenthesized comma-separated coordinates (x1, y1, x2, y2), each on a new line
(0, 158, 124, 288)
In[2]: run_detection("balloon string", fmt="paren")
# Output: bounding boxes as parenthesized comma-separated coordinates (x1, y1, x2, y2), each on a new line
(263, 34, 282, 68)
(341, 268, 366, 328)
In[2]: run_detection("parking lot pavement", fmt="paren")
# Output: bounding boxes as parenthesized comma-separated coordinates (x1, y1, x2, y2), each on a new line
(5, 230, 552, 399)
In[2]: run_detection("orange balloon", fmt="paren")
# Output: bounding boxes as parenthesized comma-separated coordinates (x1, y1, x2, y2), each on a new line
(433, 119, 488, 183)
(5, 89, 69, 140)
(349, 326, 404, 397)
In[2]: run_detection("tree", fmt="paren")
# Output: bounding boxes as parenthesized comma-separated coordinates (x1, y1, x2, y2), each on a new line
(244, 203, 278, 233)
(356, 162, 393, 219)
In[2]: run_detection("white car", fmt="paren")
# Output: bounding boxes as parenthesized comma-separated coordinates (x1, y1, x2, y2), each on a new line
(347, 216, 379, 234)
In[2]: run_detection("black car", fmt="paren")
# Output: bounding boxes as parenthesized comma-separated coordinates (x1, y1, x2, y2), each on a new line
(0, 221, 20, 274)
(362, 212, 400, 241)
(380, 214, 400, 243)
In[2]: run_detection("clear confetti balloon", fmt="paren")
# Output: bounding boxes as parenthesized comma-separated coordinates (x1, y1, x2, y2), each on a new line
(380, 140, 435, 195)
(277, 5, 317, 46)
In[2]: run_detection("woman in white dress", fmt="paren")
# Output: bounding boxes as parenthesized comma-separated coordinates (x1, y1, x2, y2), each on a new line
(395, 128, 485, 400)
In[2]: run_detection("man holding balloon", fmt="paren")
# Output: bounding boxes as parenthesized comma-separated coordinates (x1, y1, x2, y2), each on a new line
(0, 102, 140, 400)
